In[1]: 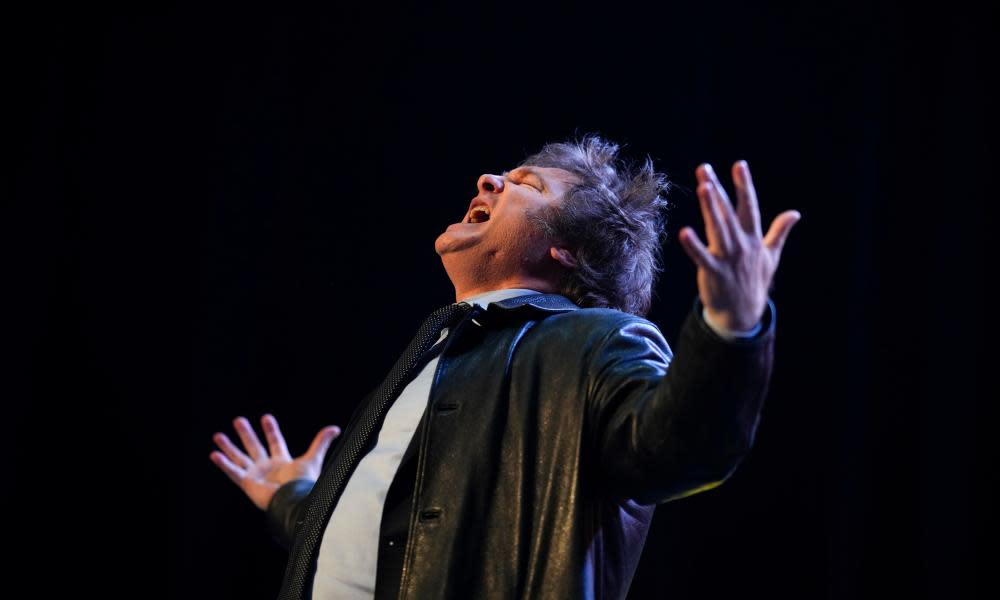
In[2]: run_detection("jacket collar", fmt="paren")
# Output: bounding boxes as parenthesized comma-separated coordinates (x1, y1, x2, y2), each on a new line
(485, 292, 581, 315)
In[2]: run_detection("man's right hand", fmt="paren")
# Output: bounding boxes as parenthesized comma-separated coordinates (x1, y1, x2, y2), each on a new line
(209, 413, 342, 511)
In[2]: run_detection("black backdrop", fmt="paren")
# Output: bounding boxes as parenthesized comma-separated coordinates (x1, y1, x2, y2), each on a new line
(5, 2, 991, 598)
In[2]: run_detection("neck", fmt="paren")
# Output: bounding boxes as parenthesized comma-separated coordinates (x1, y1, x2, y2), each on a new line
(440, 248, 566, 303)
(453, 275, 558, 303)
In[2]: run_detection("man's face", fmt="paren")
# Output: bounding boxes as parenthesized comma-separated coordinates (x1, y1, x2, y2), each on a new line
(435, 165, 580, 280)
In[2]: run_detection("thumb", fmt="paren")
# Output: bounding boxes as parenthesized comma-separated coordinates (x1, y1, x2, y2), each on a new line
(304, 425, 342, 461)
(763, 210, 802, 255)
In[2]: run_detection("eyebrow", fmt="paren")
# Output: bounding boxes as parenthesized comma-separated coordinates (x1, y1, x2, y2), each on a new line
(502, 167, 548, 192)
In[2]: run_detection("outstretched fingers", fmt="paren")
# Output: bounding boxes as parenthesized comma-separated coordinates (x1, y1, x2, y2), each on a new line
(697, 164, 745, 253)
(696, 179, 732, 253)
(261, 413, 292, 462)
(679, 227, 717, 271)
(732, 161, 763, 238)
(213, 431, 252, 468)
(702, 164, 743, 242)
(763, 210, 802, 259)
(210, 446, 247, 487)
(304, 425, 342, 463)
(233, 416, 268, 462)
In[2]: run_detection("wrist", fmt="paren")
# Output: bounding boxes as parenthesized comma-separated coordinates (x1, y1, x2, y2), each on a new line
(702, 307, 762, 339)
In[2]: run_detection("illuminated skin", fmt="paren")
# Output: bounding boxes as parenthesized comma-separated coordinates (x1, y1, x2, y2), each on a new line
(434, 165, 582, 303)
(209, 160, 801, 511)
(681, 162, 801, 331)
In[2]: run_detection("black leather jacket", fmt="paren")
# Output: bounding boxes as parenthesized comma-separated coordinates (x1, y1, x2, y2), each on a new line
(266, 292, 777, 599)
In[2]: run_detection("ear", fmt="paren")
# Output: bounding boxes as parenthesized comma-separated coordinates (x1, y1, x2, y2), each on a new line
(550, 246, 578, 269)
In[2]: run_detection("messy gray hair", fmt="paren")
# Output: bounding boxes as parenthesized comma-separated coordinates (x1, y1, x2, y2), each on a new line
(522, 133, 672, 317)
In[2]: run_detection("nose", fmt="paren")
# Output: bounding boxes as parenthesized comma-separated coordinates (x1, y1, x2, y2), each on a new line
(477, 173, 505, 194)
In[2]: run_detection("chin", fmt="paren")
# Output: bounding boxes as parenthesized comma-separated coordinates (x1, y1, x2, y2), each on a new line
(434, 230, 455, 255)
(435, 229, 480, 257)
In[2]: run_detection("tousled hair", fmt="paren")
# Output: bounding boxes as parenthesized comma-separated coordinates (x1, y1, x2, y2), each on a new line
(522, 133, 672, 317)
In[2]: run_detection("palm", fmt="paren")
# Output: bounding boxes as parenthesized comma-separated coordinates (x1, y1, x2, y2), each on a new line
(238, 454, 316, 508)
(679, 161, 800, 331)
(210, 414, 341, 511)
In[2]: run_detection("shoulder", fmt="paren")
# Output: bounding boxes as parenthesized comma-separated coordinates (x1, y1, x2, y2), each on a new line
(535, 305, 650, 333)
(532, 307, 672, 363)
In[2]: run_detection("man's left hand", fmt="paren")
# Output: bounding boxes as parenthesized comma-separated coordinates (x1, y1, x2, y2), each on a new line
(678, 161, 801, 332)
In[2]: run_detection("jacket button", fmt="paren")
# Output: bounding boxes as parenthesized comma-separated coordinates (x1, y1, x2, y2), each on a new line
(419, 507, 442, 521)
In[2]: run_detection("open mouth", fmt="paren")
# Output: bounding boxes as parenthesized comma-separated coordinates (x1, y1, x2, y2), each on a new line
(466, 205, 491, 224)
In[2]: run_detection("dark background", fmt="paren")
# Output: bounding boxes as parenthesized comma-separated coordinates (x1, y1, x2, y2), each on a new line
(5, 1, 991, 598)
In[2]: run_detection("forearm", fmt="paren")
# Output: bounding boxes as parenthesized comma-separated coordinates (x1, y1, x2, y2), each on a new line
(594, 296, 777, 504)
(662, 296, 776, 491)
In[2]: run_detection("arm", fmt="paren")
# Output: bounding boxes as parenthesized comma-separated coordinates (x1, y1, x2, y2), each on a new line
(590, 159, 797, 504)
(702, 306, 762, 340)
(588, 295, 776, 504)
(265, 478, 316, 551)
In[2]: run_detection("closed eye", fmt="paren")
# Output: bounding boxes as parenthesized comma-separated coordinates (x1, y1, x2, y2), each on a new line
(502, 169, 544, 193)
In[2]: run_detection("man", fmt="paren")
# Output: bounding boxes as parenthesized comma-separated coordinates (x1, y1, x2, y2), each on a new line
(209, 134, 800, 599)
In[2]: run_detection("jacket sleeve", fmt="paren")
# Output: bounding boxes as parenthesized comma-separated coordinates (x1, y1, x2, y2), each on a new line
(265, 478, 316, 551)
(587, 295, 777, 505)
(263, 385, 376, 551)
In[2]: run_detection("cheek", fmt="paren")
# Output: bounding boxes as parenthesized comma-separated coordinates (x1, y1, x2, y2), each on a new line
(490, 213, 531, 243)
(494, 223, 550, 260)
